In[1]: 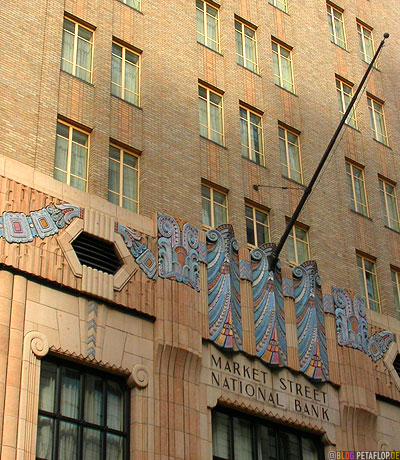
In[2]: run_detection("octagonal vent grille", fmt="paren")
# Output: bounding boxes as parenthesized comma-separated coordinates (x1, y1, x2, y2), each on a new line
(394, 354, 400, 378)
(72, 232, 122, 275)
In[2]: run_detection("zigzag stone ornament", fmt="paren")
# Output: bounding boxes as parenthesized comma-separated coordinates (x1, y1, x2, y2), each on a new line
(293, 261, 329, 382)
(157, 213, 201, 291)
(251, 243, 287, 367)
(207, 224, 242, 351)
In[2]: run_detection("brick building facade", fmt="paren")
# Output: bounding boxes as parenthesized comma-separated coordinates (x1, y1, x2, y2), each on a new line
(0, 0, 400, 458)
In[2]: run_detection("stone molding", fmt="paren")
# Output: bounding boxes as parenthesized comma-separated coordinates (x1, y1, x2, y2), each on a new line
(128, 363, 150, 389)
(16, 331, 49, 460)
(383, 341, 400, 392)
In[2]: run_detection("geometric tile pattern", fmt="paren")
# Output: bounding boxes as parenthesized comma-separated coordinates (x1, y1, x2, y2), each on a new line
(251, 244, 287, 367)
(116, 223, 157, 280)
(157, 212, 202, 291)
(207, 224, 242, 351)
(87, 301, 98, 358)
(239, 259, 252, 281)
(323, 294, 335, 314)
(293, 261, 329, 382)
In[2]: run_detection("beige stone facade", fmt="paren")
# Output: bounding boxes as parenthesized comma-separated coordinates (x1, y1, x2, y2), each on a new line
(1, 0, 400, 458)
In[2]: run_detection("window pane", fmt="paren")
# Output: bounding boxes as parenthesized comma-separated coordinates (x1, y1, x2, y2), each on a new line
(39, 361, 57, 412)
(55, 136, 68, 172)
(246, 217, 255, 246)
(58, 421, 78, 460)
(36, 415, 54, 460)
(214, 190, 226, 205)
(71, 143, 87, 179)
(72, 129, 88, 147)
(124, 152, 138, 168)
(60, 368, 80, 418)
(257, 425, 277, 460)
(212, 412, 230, 460)
(202, 197, 211, 227)
(107, 380, 124, 431)
(202, 185, 210, 199)
(123, 165, 138, 200)
(256, 222, 269, 246)
(70, 176, 86, 191)
(233, 417, 253, 460)
(278, 431, 301, 460)
(83, 428, 102, 460)
(84, 374, 103, 425)
(111, 55, 122, 86)
(302, 438, 319, 460)
(214, 203, 227, 227)
(57, 122, 69, 138)
(106, 434, 124, 460)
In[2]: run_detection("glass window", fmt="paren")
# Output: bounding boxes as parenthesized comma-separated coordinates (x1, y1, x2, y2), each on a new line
(36, 359, 128, 460)
(336, 78, 357, 128)
(269, 0, 288, 13)
(212, 409, 321, 460)
(54, 121, 89, 191)
(240, 107, 264, 165)
(202, 184, 228, 229)
(61, 17, 93, 83)
(379, 179, 399, 232)
(235, 20, 258, 73)
(196, 0, 220, 52)
(272, 40, 295, 93)
(346, 162, 368, 216)
(118, 0, 140, 11)
(287, 224, 310, 265)
(108, 145, 139, 213)
(111, 42, 140, 106)
(357, 255, 380, 312)
(245, 204, 270, 247)
(199, 85, 224, 145)
(357, 22, 374, 64)
(391, 269, 400, 320)
(367, 96, 388, 145)
(327, 3, 346, 49)
(279, 125, 302, 183)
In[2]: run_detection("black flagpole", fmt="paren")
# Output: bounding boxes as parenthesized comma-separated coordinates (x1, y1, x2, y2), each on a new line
(268, 33, 390, 272)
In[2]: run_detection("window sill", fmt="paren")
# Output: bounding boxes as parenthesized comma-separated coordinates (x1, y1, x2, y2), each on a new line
(349, 208, 372, 220)
(372, 137, 391, 149)
(242, 156, 267, 169)
(282, 176, 305, 188)
(60, 70, 94, 87)
(116, 0, 143, 14)
(361, 58, 380, 71)
(343, 123, 361, 133)
(330, 40, 349, 53)
(274, 84, 297, 96)
(197, 41, 223, 56)
(200, 135, 227, 149)
(111, 94, 142, 110)
(384, 225, 400, 235)
(237, 63, 261, 77)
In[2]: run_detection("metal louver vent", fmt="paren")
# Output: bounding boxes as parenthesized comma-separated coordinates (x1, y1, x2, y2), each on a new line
(72, 232, 122, 275)
(394, 354, 400, 378)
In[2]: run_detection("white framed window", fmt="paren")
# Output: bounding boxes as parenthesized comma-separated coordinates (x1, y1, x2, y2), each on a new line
(199, 84, 224, 145)
(61, 17, 93, 83)
(54, 120, 89, 191)
(346, 161, 368, 216)
(379, 178, 400, 231)
(235, 19, 258, 73)
(108, 145, 139, 213)
(269, 0, 288, 13)
(196, 0, 220, 52)
(118, 0, 140, 11)
(36, 358, 129, 460)
(202, 184, 228, 229)
(357, 254, 380, 312)
(240, 106, 264, 165)
(245, 204, 270, 248)
(336, 77, 357, 128)
(272, 40, 294, 93)
(111, 42, 140, 106)
(357, 21, 375, 64)
(391, 268, 400, 320)
(279, 125, 302, 183)
(367, 96, 388, 145)
(327, 3, 346, 49)
(288, 223, 310, 266)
